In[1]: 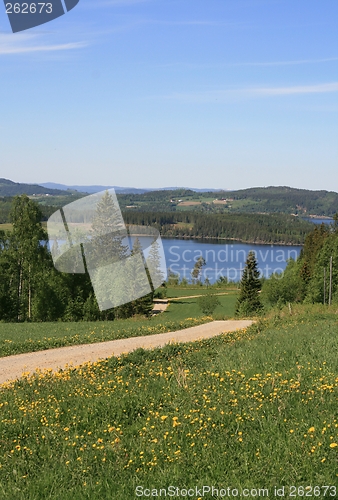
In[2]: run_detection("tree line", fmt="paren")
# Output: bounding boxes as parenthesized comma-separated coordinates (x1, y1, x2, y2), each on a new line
(0, 197, 58, 224)
(261, 216, 338, 306)
(123, 211, 313, 244)
(0, 195, 159, 322)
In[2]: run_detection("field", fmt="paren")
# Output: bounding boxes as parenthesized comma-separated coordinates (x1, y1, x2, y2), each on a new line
(0, 223, 12, 231)
(0, 292, 238, 357)
(0, 305, 337, 499)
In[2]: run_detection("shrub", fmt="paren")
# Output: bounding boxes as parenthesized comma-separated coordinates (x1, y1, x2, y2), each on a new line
(198, 293, 220, 315)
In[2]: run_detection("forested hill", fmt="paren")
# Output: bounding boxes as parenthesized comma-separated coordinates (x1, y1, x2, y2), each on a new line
(123, 211, 314, 245)
(215, 186, 338, 215)
(0, 179, 76, 197)
(118, 186, 338, 216)
(1, 181, 337, 216)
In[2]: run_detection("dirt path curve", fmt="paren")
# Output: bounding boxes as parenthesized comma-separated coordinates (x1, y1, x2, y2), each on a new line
(169, 292, 231, 300)
(0, 320, 253, 385)
(152, 299, 169, 314)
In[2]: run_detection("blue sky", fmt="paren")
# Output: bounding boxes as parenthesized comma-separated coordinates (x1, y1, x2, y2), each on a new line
(0, 0, 337, 190)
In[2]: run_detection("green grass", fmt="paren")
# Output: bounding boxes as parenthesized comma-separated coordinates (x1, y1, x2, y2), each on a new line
(166, 286, 238, 298)
(166, 293, 237, 321)
(0, 293, 238, 357)
(0, 306, 337, 499)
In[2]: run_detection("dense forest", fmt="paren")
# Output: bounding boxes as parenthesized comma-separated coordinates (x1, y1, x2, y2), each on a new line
(216, 186, 338, 215)
(0, 197, 58, 224)
(123, 211, 314, 244)
(0, 195, 156, 322)
(118, 186, 338, 216)
(2, 181, 338, 217)
(261, 215, 338, 305)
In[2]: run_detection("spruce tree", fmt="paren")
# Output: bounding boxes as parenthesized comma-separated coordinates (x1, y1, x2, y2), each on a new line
(235, 251, 262, 316)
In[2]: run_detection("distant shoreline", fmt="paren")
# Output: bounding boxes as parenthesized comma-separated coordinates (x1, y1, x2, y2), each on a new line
(304, 215, 333, 220)
(161, 235, 303, 246)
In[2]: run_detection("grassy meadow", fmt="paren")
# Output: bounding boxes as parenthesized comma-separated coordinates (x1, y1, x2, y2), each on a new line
(0, 291, 238, 357)
(0, 305, 337, 499)
(165, 286, 238, 298)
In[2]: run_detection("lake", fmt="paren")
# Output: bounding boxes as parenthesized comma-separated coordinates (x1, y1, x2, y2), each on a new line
(163, 217, 335, 283)
(162, 238, 301, 283)
(48, 217, 332, 284)
(302, 217, 334, 225)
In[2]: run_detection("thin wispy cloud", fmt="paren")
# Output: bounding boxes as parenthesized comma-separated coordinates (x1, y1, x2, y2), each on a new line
(0, 34, 88, 55)
(252, 82, 338, 95)
(158, 57, 338, 70)
(238, 57, 338, 67)
(160, 82, 338, 103)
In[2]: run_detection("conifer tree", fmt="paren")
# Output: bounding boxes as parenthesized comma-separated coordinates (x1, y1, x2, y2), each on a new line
(235, 251, 262, 316)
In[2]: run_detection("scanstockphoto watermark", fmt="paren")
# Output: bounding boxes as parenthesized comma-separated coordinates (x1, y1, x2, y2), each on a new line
(135, 485, 337, 498)
(135, 485, 270, 497)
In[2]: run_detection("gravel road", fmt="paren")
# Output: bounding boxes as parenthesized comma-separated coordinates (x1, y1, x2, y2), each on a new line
(0, 320, 253, 385)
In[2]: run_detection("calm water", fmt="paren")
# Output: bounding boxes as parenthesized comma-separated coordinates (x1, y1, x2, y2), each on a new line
(303, 217, 334, 225)
(48, 217, 333, 284)
(162, 239, 301, 283)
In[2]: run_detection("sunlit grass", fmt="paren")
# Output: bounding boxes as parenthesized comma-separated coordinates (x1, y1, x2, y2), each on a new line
(0, 310, 336, 499)
(0, 294, 238, 357)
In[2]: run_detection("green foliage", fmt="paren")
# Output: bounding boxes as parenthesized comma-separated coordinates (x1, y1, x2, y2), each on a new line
(0, 195, 48, 321)
(304, 232, 338, 304)
(118, 185, 338, 216)
(197, 293, 220, 315)
(0, 195, 154, 322)
(123, 211, 313, 244)
(261, 258, 305, 306)
(0, 310, 336, 497)
(191, 256, 206, 282)
(235, 251, 263, 316)
(262, 218, 338, 307)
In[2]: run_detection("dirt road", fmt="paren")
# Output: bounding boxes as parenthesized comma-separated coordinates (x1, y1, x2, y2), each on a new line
(0, 320, 253, 385)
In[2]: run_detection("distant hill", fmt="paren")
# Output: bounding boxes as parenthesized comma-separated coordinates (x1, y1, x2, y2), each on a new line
(2, 180, 337, 217)
(40, 183, 223, 194)
(40, 182, 149, 194)
(213, 186, 338, 216)
(117, 185, 338, 216)
(0, 179, 74, 197)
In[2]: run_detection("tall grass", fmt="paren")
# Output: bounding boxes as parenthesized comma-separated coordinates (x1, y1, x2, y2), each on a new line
(0, 294, 238, 357)
(0, 307, 336, 499)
